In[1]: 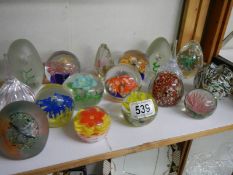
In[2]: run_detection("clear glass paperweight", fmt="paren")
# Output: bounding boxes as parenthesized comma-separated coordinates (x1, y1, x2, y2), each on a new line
(0, 101, 49, 160)
(36, 84, 74, 128)
(177, 40, 203, 78)
(45, 51, 80, 84)
(119, 50, 149, 80)
(184, 89, 217, 119)
(194, 63, 233, 99)
(105, 64, 141, 101)
(152, 71, 184, 106)
(95, 44, 114, 80)
(63, 73, 104, 108)
(121, 91, 158, 126)
(7, 39, 44, 91)
(0, 77, 35, 111)
(73, 106, 111, 143)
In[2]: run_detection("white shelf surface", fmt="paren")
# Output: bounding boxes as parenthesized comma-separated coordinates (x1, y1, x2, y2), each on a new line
(0, 80, 233, 174)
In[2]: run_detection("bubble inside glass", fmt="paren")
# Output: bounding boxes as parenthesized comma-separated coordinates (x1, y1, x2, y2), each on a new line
(73, 106, 111, 143)
(184, 89, 217, 119)
(122, 91, 158, 126)
(36, 84, 74, 128)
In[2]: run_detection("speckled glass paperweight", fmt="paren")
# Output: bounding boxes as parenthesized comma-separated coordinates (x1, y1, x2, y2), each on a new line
(104, 64, 141, 101)
(73, 106, 111, 143)
(0, 101, 49, 160)
(194, 63, 233, 99)
(45, 51, 80, 84)
(177, 40, 203, 78)
(63, 73, 104, 108)
(152, 71, 184, 106)
(36, 84, 74, 128)
(121, 91, 158, 126)
(119, 50, 149, 80)
(184, 89, 217, 119)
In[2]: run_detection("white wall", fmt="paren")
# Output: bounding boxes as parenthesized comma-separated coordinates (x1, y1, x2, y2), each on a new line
(223, 10, 233, 49)
(0, 0, 183, 73)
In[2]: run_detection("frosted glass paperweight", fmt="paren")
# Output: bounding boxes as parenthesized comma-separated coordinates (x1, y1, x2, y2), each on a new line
(0, 101, 49, 160)
(119, 50, 149, 80)
(73, 106, 111, 143)
(121, 91, 158, 126)
(63, 73, 104, 108)
(45, 51, 80, 84)
(104, 64, 142, 101)
(152, 71, 184, 106)
(184, 89, 217, 119)
(36, 84, 74, 128)
(177, 40, 203, 78)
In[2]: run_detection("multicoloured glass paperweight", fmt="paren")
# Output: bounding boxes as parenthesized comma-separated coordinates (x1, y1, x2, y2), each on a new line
(36, 84, 74, 128)
(7, 39, 44, 91)
(63, 73, 104, 108)
(73, 106, 111, 143)
(152, 71, 184, 106)
(105, 64, 141, 101)
(45, 51, 80, 84)
(0, 77, 35, 111)
(95, 44, 114, 80)
(119, 50, 149, 80)
(177, 40, 203, 78)
(0, 101, 49, 160)
(184, 89, 217, 119)
(121, 91, 158, 126)
(194, 63, 233, 99)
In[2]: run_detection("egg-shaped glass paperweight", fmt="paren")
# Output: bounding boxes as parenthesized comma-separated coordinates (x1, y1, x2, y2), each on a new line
(119, 50, 149, 80)
(184, 89, 217, 119)
(152, 71, 184, 106)
(121, 91, 158, 126)
(45, 51, 80, 84)
(194, 63, 233, 99)
(177, 40, 203, 78)
(63, 73, 104, 108)
(0, 77, 35, 111)
(0, 101, 49, 160)
(36, 84, 74, 128)
(105, 64, 141, 101)
(73, 106, 111, 143)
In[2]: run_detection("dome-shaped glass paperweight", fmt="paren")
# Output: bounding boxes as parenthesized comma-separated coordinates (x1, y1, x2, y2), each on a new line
(0, 77, 35, 111)
(45, 51, 80, 84)
(194, 63, 233, 99)
(184, 89, 217, 119)
(152, 71, 184, 106)
(105, 64, 141, 101)
(119, 50, 149, 80)
(177, 40, 203, 78)
(73, 106, 111, 143)
(63, 73, 104, 108)
(0, 101, 49, 160)
(36, 84, 74, 128)
(121, 91, 158, 126)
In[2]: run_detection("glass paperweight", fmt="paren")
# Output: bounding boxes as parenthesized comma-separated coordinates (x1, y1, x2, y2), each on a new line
(152, 71, 184, 106)
(104, 64, 142, 101)
(36, 84, 74, 128)
(177, 40, 203, 78)
(184, 89, 217, 119)
(73, 106, 111, 143)
(95, 44, 114, 80)
(121, 91, 158, 126)
(63, 73, 104, 108)
(119, 50, 149, 80)
(45, 51, 80, 84)
(0, 101, 49, 160)
(194, 63, 233, 99)
(0, 77, 35, 111)
(7, 39, 44, 91)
